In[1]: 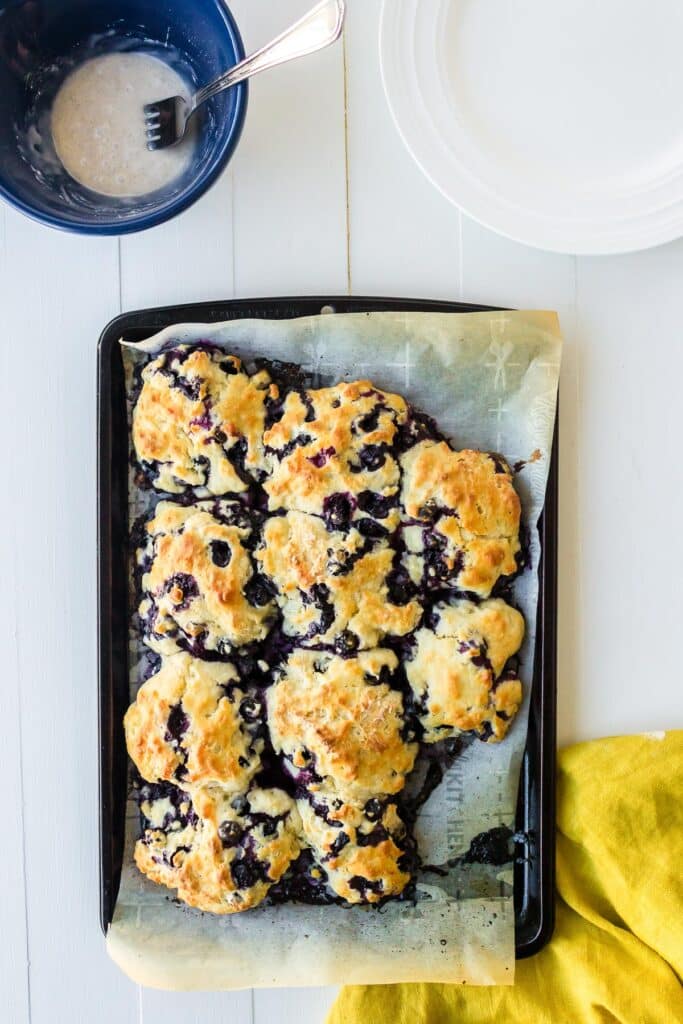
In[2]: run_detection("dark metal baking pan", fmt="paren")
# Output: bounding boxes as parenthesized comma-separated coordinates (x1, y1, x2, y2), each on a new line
(97, 295, 557, 958)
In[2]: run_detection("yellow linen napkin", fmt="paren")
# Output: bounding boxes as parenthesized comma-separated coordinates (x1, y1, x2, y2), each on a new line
(328, 731, 683, 1024)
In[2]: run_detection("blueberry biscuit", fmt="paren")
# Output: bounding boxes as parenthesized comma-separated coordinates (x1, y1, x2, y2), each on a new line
(267, 649, 417, 803)
(138, 500, 276, 657)
(133, 346, 275, 494)
(297, 795, 413, 904)
(400, 442, 521, 597)
(133, 781, 201, 892)
(127, 348, 531, 914)
(255, 510, 422, 650)
(135, 782, 302, 914)
(263, 380, 407, 521)
(124, 653, 264, 791)
(405, 598, 525, 743)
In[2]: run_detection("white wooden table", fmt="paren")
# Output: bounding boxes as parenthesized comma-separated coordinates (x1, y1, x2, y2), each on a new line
(3, 3, 682, 1022)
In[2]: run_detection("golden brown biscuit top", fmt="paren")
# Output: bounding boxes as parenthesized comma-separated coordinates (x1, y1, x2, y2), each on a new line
(263, 381, 407, 515)
(298, 797, 411, 904)
(124, 653, 262, 791)
(432, 599, 525, 675)
(139, 501, 275, 656)
(256, 512, 422, 648)
(267, 649, 417, 802)
(401, 442, 521, 533)
(134, 784, 301, 915)
(132, 347, 275, 494)
(400, 442, 521, 597)
(406, 598, 524, 743)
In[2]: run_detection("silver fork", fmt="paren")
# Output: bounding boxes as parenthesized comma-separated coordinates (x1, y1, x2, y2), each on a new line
(144, 0, 346, 150)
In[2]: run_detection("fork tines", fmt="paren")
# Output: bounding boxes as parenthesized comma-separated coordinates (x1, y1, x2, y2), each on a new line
(144, 105, 162, 148)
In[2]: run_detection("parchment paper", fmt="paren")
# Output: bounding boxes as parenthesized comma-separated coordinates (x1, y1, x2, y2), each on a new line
(107, 310, 562, 991)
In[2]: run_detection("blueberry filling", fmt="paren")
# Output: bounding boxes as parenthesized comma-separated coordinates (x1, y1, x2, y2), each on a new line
(356, 408, 380, 433)
(226, 437, 250, 480)
(253, 357, 306, 395)
(165, 704, 190, 746)
(304, 794, 345, 828)
(264, 395, 284, 429)
(323, 493, 355, 531)
(420, 524, 466, 587)
(159, 365, 202, 402)
(328, 832, 351, 858)
(364, 798, 383, 821)
(231, 857, 268, 890)
(333, 630, 360, 656)
(284, 761, 321, 788)
(398, 410, 443, 449)
(219, 821, 244, 848)
(489, 453, 509, 474)
(308, 446, 336, 468)
(136, 779, 199, 832)
(268, 434, 313, 459)
(245, 574, 276, 608)
(256, 816, 278, 837)
(210, 503, 254, 531)
(193, 454, 210, 479)
(190, 404, 213, 431)
(210, 540, 232, 568)
(351, 444, 388, 473)
(356, 826, 389, 848)
(267, 850, 337, 906)
(240, 696, 264, 722)
(306, 583, 335, 636)
(348, 876, 384, 897)
(356, 518, 388, 539)
(363, 665, 394, 687)
(386, 567, 417, 606)
(357, 491, 393, 519)
(462, 826, 514, 866)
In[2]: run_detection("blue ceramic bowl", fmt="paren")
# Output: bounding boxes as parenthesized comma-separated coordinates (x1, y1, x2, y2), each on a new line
(0, 0, 247, 234)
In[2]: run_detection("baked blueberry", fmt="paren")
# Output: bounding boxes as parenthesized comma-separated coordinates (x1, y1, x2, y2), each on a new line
(255, 511, 422, 649)
(267, 649, 417, 803)
(133, 347, 276, 494)
(263, 380, 407, 522)
(138, 500, 276, 657)
(405, 599, 525, 743)
(135, 783, 302, 914)
(124, 653, 263, 792)
(400, 442, 521, 597)
(134, 781, 201, 888)
(297, 795, 412, 904)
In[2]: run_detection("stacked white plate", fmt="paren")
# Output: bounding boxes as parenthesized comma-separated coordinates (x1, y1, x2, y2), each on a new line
(380, 0, 683, 253)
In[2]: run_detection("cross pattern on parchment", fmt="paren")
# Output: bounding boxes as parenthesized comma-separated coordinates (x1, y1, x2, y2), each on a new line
(488, 397, 507, 450)
(486, 340, 522, 392)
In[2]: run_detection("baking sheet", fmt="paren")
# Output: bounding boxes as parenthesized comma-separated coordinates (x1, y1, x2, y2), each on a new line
(107, 309, 562, 990)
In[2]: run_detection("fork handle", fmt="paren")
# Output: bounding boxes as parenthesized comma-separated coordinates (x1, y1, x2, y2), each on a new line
(192, 0, 345, 111)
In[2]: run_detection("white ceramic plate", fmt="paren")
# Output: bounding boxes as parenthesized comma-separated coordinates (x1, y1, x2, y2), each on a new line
(380, 0, 683, 254)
